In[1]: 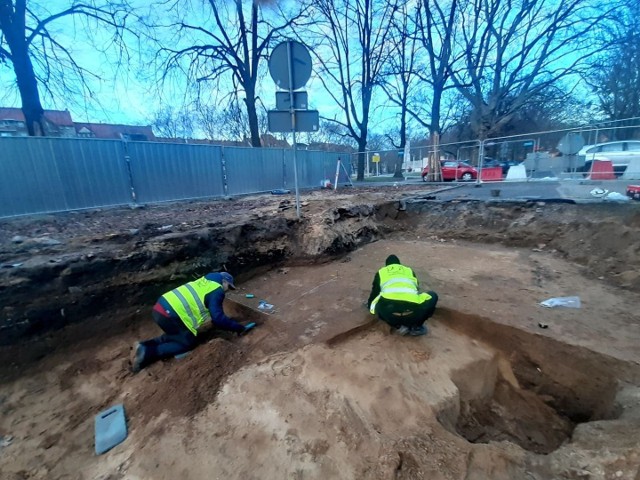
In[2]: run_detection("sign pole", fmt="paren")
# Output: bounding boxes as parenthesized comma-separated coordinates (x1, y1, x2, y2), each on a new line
(267, 40, 316, 218)
(286, 41, 301, 219)
(366, 151, 370, 177)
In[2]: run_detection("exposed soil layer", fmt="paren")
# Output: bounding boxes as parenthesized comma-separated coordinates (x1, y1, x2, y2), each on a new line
(1, 187, 639, 479)
(398, 199, 640, 291)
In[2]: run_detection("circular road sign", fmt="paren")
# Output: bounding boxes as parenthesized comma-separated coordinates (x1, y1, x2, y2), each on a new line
(557, 132, 585, 155)
(269, 41, 312, 91)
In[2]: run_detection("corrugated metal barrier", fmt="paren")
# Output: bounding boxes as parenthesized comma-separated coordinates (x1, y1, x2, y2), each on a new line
(127, 142, 224, 203)
(0, 137, 131, 217)
(0, 137, 351, 218)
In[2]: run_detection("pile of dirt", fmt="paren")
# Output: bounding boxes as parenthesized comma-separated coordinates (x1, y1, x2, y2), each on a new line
(130, 338, 245, 420)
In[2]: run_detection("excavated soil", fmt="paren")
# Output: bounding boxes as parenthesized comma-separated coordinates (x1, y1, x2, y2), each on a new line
(1, 185, 640, 480)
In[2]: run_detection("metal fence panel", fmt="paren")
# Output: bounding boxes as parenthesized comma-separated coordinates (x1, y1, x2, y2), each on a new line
(127, 142, 224, 203)
(0, 137, 131, 217)
(282, 149, 294, 189)
(224, 147, 286, 195)
(283, 150, 347, 188)
(285, 150, 309, 188)
(0, 136, 351, 219)
(317, 151, 348, 186)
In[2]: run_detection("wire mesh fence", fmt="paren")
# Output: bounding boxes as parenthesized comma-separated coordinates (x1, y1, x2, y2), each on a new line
(350, 119, 640, 184)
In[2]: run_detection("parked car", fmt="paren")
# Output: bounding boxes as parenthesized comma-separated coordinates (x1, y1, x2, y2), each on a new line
(422, 161, 478, 181)
(578, 140, 640, 172)
(481, 157, 522, 175)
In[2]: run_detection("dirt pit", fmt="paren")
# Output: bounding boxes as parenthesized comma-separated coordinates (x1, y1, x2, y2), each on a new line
(1, 192, 640, 480)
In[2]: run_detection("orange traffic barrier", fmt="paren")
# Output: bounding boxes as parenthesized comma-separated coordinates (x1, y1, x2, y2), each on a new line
(588, 159, 615, 180)
(627, 185, 640, 200)
(480, 166, 503, 181)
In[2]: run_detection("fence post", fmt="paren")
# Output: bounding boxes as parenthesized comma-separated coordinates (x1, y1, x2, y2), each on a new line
(477, 139, 485, 184)
(282, 147, 288, 189)
(122, 139, 137, 204)
(220, 146, 229, 196)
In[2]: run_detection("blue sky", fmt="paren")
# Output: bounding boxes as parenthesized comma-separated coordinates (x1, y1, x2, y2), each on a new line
(0, 0, 392, 133)
(0, 0, 613, 140)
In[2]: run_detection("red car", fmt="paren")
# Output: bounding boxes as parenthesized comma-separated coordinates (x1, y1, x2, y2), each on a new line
(422, 161, 478, 181)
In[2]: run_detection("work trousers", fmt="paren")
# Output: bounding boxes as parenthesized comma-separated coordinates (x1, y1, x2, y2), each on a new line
(375, 291, 439, 329)
(140, 311, 198, 367)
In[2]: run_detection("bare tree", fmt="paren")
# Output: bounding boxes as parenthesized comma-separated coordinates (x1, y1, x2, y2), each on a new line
(151, 105, 195, 138)
(153, 0, 310, 148)
(379, 0, 418, 177)
(308, 0, 399, 180)
(586, 1, 640, 129)
(407, 0, 462, 180)
(306, 120, 353, 147)
(449, 0, 618, 139)
(196, 99, 265, 144)
(0, 0, 136, 135)
(414, 0, 461, 138)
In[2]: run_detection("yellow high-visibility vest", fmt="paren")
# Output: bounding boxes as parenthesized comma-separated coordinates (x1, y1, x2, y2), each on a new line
(162, 277, 222, 335)
(369, 264, 431, 314)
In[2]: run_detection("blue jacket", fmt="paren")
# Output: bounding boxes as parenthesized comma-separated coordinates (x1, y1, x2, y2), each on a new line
(158, 273, 244, 333)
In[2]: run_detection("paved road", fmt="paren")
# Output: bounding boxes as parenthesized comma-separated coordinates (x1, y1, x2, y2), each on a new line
(356, 177, 640, 203)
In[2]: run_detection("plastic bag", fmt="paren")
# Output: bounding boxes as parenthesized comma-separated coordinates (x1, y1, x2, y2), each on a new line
(603, 192, 630, 202)
(590, 188, 608, 198)
(258, 300, 274, 310)
(540, 296, 581, 308)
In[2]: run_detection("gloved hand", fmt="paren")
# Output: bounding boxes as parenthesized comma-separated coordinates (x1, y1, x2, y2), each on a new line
(238, 322, 256, 336)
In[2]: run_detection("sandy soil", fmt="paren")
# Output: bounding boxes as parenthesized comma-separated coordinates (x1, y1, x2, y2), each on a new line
(1, 188, 640, 479)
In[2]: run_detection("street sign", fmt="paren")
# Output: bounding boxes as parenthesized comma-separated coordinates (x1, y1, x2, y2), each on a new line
(372, 153, 380, 163)
(267, 110, 319, 133)
(268, 41, 312, 91)
(523, 141, 534, 147)
(557, 133, 585, 155)
(267, 41, 315, 220)
(276, 91, 308, 110)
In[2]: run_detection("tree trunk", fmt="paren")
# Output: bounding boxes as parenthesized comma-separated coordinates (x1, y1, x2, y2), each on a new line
(244, 85, 262, 147)
(394, 110, 406, 178)
(357, 137, 367, 181)
(2, 11, 46, 136)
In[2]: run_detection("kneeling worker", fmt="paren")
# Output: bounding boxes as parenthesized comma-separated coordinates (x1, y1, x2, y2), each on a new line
(367, 255, 438, 336)
(132, 272, 255, 372)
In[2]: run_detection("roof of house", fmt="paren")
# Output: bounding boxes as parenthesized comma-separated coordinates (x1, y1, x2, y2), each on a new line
(260, 133, 289, 148)
(155, 137, 254, 147)
(0, 107, 74, 126)
(73, 122, 156, 140)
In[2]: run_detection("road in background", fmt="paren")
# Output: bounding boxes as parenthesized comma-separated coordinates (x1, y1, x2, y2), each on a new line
(355, 177, 639, 203)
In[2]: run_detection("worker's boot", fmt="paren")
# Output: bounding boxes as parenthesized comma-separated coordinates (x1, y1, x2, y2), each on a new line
(131, 342, 147, 373)
(408, 325, 428, 336)
(395, 326, 410, 336)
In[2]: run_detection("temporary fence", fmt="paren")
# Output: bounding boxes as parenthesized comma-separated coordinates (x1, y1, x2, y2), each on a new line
(353, 120, 640, 184)
(0, 137, 350, 218)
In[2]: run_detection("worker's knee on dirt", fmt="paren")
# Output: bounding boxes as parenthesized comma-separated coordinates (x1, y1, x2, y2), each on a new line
(180, 333, 198, 349)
